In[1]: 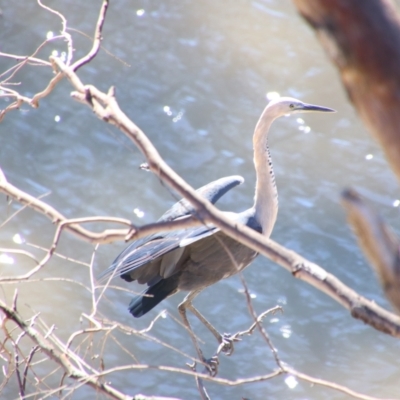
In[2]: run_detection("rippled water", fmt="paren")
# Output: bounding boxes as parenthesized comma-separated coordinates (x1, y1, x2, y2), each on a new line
(1, 1, 400, 399)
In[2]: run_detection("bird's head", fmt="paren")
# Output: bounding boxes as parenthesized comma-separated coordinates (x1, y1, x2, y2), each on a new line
(266, 96, 335, 117)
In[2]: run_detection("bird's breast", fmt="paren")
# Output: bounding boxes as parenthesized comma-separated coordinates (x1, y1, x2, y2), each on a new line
(177, 232, 258, 291)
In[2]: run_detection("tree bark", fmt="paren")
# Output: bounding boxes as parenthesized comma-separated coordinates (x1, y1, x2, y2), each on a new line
(341, 188, 400, 314)
(292, 0, 400, 181)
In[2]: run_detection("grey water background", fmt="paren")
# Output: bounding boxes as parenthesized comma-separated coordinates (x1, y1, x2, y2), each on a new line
(1, 1, 400, 399)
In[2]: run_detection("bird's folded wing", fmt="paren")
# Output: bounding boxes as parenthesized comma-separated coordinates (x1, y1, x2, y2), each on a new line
(158, 175, 244, 222)
(98, 223, 219, 282)
(98, 175, 244, 283)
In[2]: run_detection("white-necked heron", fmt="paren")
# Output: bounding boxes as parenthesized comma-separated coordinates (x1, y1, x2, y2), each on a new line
(100, 97, 335, 369)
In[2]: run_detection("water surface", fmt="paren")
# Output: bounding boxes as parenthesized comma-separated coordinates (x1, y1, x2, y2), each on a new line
(1, 1, 399, 399)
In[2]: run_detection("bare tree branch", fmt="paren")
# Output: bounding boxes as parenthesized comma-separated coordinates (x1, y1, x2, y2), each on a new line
(0, 298, 183, 400)
(0, 0, 109, 122)
(0, 167, 203, 249)
(284, 366, 395, 400)
(37, 0, 74, 65)
(0, 248, 39, 265)
(70, 0, 109, 70)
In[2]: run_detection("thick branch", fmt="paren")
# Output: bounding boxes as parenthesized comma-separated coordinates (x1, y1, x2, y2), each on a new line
(0, 167, 204, 251)
(292, 0, 400, 182)
(341, 188, 400, 314)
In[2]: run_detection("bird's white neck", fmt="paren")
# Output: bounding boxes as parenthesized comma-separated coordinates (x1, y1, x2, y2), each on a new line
(253, 112, 279, 237)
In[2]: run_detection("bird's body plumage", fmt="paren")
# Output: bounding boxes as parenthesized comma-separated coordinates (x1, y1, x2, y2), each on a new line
(100, 178, 261, 316)
(100, 97, 335, 321)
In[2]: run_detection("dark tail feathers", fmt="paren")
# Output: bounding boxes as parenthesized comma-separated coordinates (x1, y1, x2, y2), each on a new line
(128, 277, 179, 318)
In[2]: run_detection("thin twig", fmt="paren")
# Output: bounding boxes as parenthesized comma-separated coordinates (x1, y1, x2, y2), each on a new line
(0, 169, 203, 249)
(0, 248, 39, 265)
(215, 305, 283, 357)
(89, 244, 99, 316)
(0, 189, 51, 230)
(70, 0, 109, 71)
(37, 0, 74, 65)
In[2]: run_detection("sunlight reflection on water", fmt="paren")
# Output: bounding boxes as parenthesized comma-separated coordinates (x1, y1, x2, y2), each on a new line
(1, 0, 400, 399)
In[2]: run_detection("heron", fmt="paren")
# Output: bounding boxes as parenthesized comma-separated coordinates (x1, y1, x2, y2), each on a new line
(100, 97, 335, 371)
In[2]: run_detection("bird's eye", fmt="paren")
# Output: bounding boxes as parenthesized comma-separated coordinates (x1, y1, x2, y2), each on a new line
(289, 104, 295, 109)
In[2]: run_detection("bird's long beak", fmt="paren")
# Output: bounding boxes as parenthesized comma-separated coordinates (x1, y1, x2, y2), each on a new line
(300, 103, 336, 113)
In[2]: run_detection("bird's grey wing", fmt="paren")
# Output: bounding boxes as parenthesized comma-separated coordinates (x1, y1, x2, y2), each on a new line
(99, 176, 242, 283)
(159, 175, 244, 221)
(115, 210, 261, 285)
(99, 222, 219, 284)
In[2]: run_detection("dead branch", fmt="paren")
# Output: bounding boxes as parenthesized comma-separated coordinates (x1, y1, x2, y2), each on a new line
(0, 248, 39, 265)
(37, 0, 74, 65)
(96, 312, 394, 400)
(0, 35, 59, 84)
(1, 298, 282, 395)
(69, 0, 109, 70)
(0, 0, 109, 122)
(0, 298, 183, 400)
(0, 167, 202, 246)
(284, 366, 395, 400)
(215, 306, 283, 356)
